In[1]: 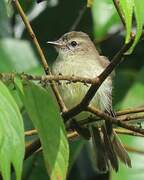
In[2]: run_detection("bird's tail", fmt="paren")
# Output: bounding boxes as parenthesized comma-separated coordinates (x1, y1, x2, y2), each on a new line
(90, 123, 131, 173)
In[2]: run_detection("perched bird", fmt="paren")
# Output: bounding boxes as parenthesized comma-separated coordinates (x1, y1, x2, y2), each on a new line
(47, 31, 131, 173)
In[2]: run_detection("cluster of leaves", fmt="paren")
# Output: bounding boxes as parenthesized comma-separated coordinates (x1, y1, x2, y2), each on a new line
(0, 0, 144, 180)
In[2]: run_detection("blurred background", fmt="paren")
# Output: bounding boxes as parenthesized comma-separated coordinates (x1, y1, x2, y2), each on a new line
(1, 0, 144, 179)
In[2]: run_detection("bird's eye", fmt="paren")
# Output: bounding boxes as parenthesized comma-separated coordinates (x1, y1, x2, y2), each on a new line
(70, 41, 77, 47)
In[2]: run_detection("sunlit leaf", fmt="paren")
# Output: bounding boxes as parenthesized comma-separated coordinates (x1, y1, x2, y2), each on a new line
(17, 81, 69, 180)
(118, 0, 144, 53)
(128, 0, 144, 53)
(0, 81, 25, 180)
(0, 39, 39, 72)
(87, 0, 93, 7)
(112, 67, 144, 180)
(92, 0, 120, 40)
(119, 0, 134, 43)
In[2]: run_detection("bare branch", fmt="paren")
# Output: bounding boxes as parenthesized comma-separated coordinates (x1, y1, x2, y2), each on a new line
(70, 5, 87, 31)
(0, 73, 99, 85)
(117, 114, 144, 122)
(25, 139, 41, 160)
(116, 107, 144, 116)
(125, 145, 144, 155)
(115, 129, 144, 137)
(87, 106, 144, 135)
(12, 0, 67, 113)
(25, 129, 37, 136)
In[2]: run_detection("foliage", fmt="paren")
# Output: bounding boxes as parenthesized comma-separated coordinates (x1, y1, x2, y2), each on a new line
(0, 0, 144, 180)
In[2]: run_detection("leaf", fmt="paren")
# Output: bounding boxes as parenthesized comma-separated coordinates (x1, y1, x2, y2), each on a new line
(87, 0, 93, 7)
(0, 38, 39, 72)
(119, 0, 134, 43)
(128, 0, 144, 53)
(118, 0, 144, 53)
(0, 81, 25, 180)
(112, 67, 144, 180)
(92, 0, 120, 40)
(17, 81, 69, 180)
(69, 139, 85, 170)
(119, 67, 144, 109)
(22, 152, 49, 180)
(0, 0, 11, 37)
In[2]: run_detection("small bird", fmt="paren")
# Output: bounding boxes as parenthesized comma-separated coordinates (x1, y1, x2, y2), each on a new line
(47, 31, 131, 173)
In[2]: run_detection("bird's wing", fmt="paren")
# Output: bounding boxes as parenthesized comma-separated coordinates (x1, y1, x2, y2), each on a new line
(99, 56, 115, 77)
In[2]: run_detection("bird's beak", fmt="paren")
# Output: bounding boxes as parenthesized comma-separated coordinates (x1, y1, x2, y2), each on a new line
(46, 41, 65, 48)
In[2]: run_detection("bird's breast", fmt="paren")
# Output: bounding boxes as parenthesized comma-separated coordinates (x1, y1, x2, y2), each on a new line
(52, 58, 112, 119)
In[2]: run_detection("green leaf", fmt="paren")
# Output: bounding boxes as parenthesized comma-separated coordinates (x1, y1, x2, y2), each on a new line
(87, 0, 93, 7)
(119, 0, 134, 43)
(128, 0, 144, 53)
(92, 0, 120, 40)
(0, 38, 39, 72)
(118, 0, 144, 53)
(0, 81, 25, 180)
(18, 81, 69, 180)
(69, 139, 84, 170)
(112, 67, 144, 180)
(22, 152, 49, 180)
(0, 0, 11, 37)
(119, 67, 144, 109)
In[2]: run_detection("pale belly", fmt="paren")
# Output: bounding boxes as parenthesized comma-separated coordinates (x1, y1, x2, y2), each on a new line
(52, 59, 112, 121)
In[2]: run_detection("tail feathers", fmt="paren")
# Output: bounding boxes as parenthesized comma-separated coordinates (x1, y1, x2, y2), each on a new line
(112, 131, 132, 168)
(101, 125, 119, 172)
(91, 126, 109, 173)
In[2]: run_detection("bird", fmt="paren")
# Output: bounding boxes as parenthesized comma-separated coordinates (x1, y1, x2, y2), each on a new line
(47, 31, 131, 173)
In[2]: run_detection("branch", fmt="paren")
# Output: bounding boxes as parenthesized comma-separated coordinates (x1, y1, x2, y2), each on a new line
(63, 39, 134, 120)
(70, 5, 87, 31)
(87, 106, 144, 135)
(125, 145, 144, 155)
(24, 130, 144, 163)
(25, 139, 41, 160)
(25, 129, 37, 136)
(25, 126, 144, 139)
(78, 113, 144, 126)
(117, 114, 144, 122)
(113, 0, 126, 27)
(0, 73, 100, 85)
(116, 107, 144, 116)
(12, 0, 67, 113)
(115, 129, 144, 137)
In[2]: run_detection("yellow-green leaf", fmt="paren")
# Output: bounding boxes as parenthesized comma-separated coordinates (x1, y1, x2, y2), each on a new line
(0, 81, 25, 180)
(18, 81, 69, 180)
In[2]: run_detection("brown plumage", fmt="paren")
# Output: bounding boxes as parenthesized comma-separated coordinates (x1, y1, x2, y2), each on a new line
(48, 31, 131, 173)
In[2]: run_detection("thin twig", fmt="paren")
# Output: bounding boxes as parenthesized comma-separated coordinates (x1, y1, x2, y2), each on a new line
(67, 131, 78, 139)
(115, 129, 144, 137)
(70, 5, 87, 31)
(113, 0, 125, 27)
(24, 129, 144, 160)
(125, 145, 144, 155)
(63, 39, 134, 120)
(12, 0, 67, 113)
(25, 129, 37, 136)
(116, 107, 144, 116)
(117, 114, 144, 122)
(77, 113, 144, 126)
(25, 139, 41, 160)
(25, 127, 144, 138)
(87, 106, 144, 135)
(0, 73, 99, 85)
